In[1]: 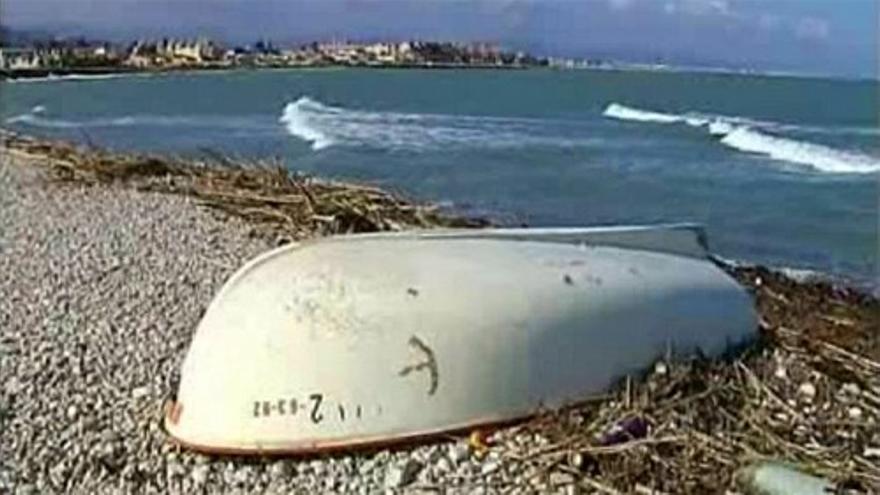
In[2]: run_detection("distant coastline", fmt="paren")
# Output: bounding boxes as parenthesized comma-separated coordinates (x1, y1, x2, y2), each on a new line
(3, 60, 875, 84)
(0, 38, 557, 81)
(0, 61, 542, 81)
(2, 35, 875, 83)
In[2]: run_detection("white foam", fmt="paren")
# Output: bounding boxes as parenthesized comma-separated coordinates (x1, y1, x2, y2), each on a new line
(5, 107, 274, 133)
(711, 255, 875, 293)
(278, 97, 337, 150)
(719, 127, 880, 174)
(708, 120, 735, 136)
(603, 103, 682, 124)
(6, 73, 135, 84)
(684, 116, 710, 128)
(605, 102, 770, 130)
(49, 73, 124, 81)
(5, 113, 75, 128)
(603, 102, 880, 174)
(7, 113, 167, 129)
(278, 96, 593, 151)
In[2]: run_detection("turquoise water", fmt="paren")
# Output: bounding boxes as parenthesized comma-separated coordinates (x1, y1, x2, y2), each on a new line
(2, 69, 878, 285)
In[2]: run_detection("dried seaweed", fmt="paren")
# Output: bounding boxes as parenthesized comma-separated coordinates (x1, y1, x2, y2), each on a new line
(0, 129, 487, 240)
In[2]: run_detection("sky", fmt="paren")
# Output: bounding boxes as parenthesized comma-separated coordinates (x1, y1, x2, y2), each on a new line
(1, 0, 877, 78)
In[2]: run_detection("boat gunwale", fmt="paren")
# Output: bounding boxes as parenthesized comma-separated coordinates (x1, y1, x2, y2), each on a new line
(162, 398, 547, 456)
(208, 223, 709, 305)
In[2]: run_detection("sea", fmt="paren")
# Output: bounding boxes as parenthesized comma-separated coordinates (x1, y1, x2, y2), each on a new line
(1, 68, 878, 289)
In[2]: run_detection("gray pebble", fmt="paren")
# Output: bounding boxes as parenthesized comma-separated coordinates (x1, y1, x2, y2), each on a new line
(384, 458, 422, 488)
(191, 465, 209, 486)
(448, 442, 471, 464)
(0, 154, 566, 493)
(268, 462, 290, 480)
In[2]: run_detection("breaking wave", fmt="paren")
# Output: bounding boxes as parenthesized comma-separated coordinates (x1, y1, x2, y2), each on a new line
(603, 103, 880, 174)
(5, 106, 274, 132)
(718, 128, 880, 174)
(603, 103, 683, 125)
(279, 97, 337, 150)
(5, 73, 137, 84)
(279, 96, 592, 151)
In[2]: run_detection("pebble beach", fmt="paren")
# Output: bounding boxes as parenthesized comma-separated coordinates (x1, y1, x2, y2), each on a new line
(2, 140, 878, 494)
(0, 154, 497, 494)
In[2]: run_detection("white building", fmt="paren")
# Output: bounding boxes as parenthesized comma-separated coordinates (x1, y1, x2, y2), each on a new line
(0, 49, 43, 70)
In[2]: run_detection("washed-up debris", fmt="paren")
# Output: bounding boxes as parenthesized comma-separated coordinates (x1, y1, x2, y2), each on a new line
(599, 416, 650, 446)
(0, 129, 486, 241)
(736, 461, 833, 495)
(476, 264, 879, 492)
(469, 430, 492, 456)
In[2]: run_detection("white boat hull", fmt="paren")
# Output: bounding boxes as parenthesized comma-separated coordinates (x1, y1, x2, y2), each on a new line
(165, 224, 756, 454)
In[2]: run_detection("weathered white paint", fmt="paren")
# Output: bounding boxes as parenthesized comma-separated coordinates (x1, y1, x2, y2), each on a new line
(165, 224, 756, 454)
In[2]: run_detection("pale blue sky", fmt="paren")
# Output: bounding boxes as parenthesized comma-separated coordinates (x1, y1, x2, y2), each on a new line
(2, 0, 877, 78)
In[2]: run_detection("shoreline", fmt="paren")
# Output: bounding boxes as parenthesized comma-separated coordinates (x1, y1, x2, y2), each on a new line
(0, 120, 874, 294)
(1, 129, 878, 493)
(1, 126, 876, 306)
(0, 62, 538, 82)
(3, 61, 877, 84)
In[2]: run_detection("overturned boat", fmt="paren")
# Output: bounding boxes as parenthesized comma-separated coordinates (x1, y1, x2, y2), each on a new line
(165, 224, 756, 454)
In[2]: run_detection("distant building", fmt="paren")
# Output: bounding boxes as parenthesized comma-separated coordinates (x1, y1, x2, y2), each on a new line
(125, 38, 220, 67)
(125, 40, 156, 67)
(1, 36, 546, 73)
(0, 48, 43, 70)
(316, 41, 361, 64)
(158, 38, 218, 63)
(361, 43, 388, 63)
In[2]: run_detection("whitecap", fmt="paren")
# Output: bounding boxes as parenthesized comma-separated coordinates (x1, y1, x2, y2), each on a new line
(5, 107, 274, 133)
(278, 96, 597, 151)
(602, 103, 682, 124)
(603, 102, 880, 174)
(278, 97, 337, 150)
(707, 120, 735, 136)
(719, 127, 880, 174)
(6, 73, 134, 84)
